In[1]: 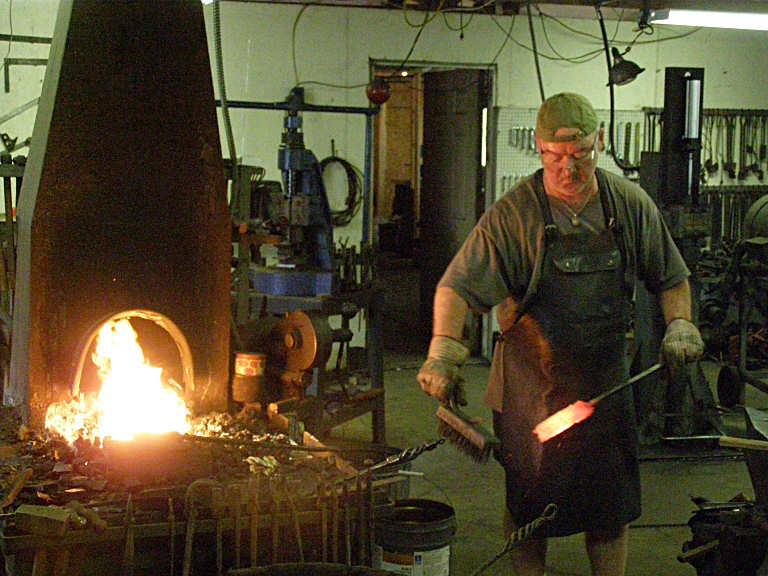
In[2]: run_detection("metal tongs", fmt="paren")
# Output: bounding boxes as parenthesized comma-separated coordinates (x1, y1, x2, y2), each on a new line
(366, 438, 445, 475)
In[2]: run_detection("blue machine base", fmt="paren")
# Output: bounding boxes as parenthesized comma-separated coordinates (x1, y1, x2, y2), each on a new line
(249, 268, 333, 297)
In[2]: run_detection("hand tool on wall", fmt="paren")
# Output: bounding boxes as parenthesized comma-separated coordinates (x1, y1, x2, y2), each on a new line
(533, 363, 664, 442)
(703, 116, 718, 177)
(644, 113, 654, 153)
(623, 122, 632, 163)
(633, 121, 641, 165)
(738, 116, 749, 180)
(724, 116, 737, 179)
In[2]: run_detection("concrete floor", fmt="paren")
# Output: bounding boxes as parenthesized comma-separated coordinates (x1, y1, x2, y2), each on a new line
(329, 256, 763, 575)
(332, 355, 758, 576)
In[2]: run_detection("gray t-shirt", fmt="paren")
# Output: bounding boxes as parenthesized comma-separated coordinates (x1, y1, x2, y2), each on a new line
(439, 169, 689, 411)
(439, 169, 690, 314)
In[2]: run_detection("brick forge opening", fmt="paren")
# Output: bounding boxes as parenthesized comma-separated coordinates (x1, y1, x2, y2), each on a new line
(71, 310, 195, 401)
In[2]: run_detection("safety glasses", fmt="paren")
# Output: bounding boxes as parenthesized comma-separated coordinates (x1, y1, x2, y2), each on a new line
(539, 134, 599, 167)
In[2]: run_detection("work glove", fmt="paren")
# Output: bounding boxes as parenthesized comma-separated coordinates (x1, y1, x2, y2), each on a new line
(417, 335, 470, 405)
(661, 318, 705, 368)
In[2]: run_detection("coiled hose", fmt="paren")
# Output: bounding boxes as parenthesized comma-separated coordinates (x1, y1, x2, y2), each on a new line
(320, 155, 362, 227)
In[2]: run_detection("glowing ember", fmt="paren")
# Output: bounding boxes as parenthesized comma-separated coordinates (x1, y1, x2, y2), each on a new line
(45, 319, 190, 443)
(532, 400, 594, 443)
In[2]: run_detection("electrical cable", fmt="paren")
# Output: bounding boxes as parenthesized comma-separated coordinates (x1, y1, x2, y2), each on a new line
(291, 2, 698, 92)
(526, 1, 546, 103)
(537, 6, 701, 46)
(320, 155, 363, 227)
(596, 3, 640, 173)
(380, 11, 515, 99)
(490, 15, 604, 63)
(394, 8, 430, 75)
(213, 0, 240, 214)
(291, 4, 309, 86)
(291, 3, 368, 90)
(489, 14, 516, 65)
(530, 4, 626, 63)
(441, 10, 474, 33)
(384, 0, 494, 13)
(4, 0, 12, 59)
(537, 8, 604, 64)
(401, 0, 444, 28)
(431, 0, 498, 14)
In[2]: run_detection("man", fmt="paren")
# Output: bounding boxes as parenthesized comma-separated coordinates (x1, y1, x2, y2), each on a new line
(417, 92, 704, 576)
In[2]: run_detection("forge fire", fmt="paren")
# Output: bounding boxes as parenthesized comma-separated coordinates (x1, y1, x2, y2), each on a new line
(45, 319, 191, 445)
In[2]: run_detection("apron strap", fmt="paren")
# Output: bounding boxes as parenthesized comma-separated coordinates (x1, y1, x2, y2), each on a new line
(504, 169, 631, 331)
(594, 168, 633, 298)
(505, 170, 557, 328)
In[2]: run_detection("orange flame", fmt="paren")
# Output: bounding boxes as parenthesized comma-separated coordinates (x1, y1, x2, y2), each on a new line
(45, 319, 190, 443)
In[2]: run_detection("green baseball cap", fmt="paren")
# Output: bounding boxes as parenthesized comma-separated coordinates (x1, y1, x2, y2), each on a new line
(536, 92, 598, 142)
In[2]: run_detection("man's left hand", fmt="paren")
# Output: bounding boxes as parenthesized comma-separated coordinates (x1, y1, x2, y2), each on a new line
(661, 318, 705, 367)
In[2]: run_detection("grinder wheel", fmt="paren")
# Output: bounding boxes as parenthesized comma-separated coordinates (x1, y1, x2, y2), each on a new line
(274, 310, 332, 371)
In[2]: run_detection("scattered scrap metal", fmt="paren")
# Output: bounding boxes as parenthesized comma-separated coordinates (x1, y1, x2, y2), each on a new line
(0, 411, 436, 574)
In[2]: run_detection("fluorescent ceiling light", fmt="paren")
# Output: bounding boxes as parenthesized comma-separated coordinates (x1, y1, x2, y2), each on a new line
(651, 9, 768, 31)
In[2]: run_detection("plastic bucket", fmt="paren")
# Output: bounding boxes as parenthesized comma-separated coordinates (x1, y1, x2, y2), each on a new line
(373, 499, 456, 576)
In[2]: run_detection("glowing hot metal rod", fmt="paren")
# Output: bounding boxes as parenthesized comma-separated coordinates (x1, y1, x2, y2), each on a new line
(533, 363, 664, 443)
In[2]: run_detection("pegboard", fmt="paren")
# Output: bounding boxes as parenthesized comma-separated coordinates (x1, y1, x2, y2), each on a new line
(495, 107, 646, 200)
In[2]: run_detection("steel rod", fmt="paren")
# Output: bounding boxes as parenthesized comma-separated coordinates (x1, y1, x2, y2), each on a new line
(216, 99, 378, 116)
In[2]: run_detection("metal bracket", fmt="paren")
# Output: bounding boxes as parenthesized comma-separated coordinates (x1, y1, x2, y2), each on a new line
(3, 58, 47, 93)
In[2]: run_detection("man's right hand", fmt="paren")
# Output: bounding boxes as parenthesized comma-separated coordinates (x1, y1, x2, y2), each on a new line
(417, 335, 470, 405)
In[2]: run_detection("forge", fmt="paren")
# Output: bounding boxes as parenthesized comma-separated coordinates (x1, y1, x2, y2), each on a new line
(6, 0, 231, 428)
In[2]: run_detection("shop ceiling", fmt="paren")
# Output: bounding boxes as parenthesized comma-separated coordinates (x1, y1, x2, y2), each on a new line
(232, 1, 768, 16)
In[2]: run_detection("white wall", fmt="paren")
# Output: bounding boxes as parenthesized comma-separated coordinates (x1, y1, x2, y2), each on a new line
(199, 2, 768, 240)
(0, 0, 57, 175)
(4, 1, 768, 355)
(5, 1, 768, 226)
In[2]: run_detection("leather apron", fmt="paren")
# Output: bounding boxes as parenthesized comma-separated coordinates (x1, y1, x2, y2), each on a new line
(492, 170, 640, 537)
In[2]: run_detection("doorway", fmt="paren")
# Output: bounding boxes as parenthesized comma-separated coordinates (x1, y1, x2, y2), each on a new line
(372, 64, 492, 357)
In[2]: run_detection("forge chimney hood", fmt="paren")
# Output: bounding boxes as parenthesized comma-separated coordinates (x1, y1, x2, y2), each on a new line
(7, 0, 231, 427)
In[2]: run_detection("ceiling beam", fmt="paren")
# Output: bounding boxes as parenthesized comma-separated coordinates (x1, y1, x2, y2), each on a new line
(231, 0, 768, 14)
